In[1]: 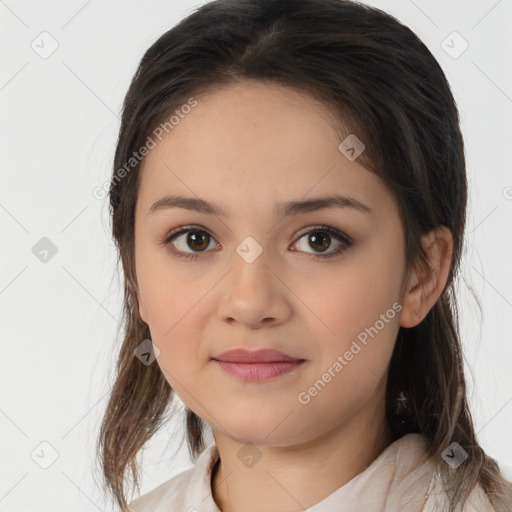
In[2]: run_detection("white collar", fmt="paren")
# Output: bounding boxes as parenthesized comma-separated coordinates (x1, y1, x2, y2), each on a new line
(184, 433, 436, 511)
(129, 433, 494, 511)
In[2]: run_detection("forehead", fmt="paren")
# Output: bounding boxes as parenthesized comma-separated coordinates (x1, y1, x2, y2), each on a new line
(136, 81, 396, 221)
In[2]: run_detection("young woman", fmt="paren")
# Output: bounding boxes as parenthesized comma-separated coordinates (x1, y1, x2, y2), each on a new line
(96, 0, 512, 510)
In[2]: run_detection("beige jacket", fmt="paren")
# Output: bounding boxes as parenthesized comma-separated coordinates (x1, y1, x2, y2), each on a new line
(128, 433, 497, 512)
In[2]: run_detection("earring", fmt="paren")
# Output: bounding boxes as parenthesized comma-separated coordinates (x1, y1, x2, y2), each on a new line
(415, 311, 421, 318)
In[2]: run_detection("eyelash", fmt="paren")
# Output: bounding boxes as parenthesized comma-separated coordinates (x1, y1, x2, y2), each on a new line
(160, 224, 353, 261)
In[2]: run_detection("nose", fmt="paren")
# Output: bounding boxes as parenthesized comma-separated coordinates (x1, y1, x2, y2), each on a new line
(216, 245, 292, 329)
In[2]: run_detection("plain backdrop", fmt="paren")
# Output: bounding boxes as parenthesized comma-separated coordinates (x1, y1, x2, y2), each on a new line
(1, 0, 511, 510)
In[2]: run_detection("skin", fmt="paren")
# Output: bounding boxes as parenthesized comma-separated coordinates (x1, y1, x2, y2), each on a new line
(133, 81, 453, 512)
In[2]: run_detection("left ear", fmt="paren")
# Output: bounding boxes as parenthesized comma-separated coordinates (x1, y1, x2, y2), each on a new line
(399, 226, 454, 328)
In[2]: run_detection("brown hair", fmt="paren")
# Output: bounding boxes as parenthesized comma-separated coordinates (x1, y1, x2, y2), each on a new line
(96, 0, 512, 510)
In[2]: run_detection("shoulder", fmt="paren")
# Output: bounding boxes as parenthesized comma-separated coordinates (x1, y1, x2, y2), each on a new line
(387, 435, 497, 512)
(126, 440, 219, 512)
(423, 471, 497, 512)
(127, 465, 195, 512)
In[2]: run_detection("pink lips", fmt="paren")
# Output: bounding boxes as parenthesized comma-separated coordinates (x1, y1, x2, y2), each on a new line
(212, 348, 305, 382)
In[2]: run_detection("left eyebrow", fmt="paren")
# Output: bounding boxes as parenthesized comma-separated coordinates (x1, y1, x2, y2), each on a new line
(147, 193, 373, 218)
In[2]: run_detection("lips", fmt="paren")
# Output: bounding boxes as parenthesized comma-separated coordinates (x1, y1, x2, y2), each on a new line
(211, 348, 305, 382)
(212, 348, 303, 363)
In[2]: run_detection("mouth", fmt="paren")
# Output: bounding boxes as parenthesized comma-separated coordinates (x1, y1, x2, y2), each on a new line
(212, 360, 305, 381)
(212, 348, 303, 363)
(211, 348, 306, 382)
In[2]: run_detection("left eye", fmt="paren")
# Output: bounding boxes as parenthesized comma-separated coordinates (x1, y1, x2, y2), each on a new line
(162, 225, 352, 260)
(292, 226, 352, 258)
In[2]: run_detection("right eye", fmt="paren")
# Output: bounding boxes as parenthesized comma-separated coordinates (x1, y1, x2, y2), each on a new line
(161, 225, 219, 260)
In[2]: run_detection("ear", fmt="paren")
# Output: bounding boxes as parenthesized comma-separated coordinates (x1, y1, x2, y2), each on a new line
(399, 226, 454, 328)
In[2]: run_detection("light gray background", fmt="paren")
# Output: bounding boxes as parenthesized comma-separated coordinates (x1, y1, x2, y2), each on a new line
(1, 0, 511, 510)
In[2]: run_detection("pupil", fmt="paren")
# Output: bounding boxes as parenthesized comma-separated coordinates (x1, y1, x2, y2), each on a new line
(310, 232, 330, 252)
(188, 231, 209, 251)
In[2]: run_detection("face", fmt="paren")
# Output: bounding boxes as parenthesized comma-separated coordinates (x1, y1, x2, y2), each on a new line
(134, 81, 408, 447)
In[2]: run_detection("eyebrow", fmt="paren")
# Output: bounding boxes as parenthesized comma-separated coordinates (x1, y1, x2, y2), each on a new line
(147, 193, 373, 218)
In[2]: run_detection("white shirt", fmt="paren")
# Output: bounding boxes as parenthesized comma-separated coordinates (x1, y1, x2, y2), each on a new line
(127, 433, 495, 512)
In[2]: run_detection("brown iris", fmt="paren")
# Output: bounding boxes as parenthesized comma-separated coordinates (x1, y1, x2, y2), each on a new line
(187, 231, 210, 251)
(308, 231, 331, 252)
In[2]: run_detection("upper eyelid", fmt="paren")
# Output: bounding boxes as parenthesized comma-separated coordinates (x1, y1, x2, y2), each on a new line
(295, 225, 351, 241)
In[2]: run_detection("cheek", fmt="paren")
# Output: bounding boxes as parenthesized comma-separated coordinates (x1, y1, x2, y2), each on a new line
(295, 255, 403, 344)
(292, 249, 402, 404)
(294, 272, 400, 433)
(136, 261, 214, 381)
(294, 356, 389, 443)
(136, 241, 205, 333)
(141, 282, 206, 354)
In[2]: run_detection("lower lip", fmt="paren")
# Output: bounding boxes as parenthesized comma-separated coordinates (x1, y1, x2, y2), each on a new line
(213, 360, 305, 382)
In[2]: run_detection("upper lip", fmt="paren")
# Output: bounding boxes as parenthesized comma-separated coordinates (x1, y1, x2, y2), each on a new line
(212, 348, 303, 363)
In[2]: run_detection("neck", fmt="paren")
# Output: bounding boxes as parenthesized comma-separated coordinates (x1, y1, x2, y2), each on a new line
(211, 390, 393, 512)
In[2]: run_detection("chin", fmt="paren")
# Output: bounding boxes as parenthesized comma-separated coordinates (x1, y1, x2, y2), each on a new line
(223, 421, 301, 448)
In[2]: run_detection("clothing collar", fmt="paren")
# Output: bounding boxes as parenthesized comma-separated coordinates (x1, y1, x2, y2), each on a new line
(183, 433, 438, 512)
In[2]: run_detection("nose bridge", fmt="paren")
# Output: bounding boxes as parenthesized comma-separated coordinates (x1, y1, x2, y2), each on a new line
(231, 236, 272, 293)
(218, 235, 287, 326)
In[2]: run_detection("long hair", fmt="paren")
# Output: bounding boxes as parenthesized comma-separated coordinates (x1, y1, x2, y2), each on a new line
(96, 1, 512, 510)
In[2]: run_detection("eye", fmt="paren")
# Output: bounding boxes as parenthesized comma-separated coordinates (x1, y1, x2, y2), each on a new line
(161, 225, 219, 260)
(160, 224, 353, 260)
(291, 225, 352, 259)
